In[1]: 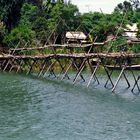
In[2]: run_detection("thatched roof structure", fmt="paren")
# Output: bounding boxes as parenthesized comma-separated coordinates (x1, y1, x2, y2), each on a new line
(66, 32, 87, 40)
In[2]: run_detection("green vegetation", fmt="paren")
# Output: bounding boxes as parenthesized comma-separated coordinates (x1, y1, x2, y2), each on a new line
(0, 0, 140, 52)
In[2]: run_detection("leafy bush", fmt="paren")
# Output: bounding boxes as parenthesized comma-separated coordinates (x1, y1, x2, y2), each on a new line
(20, 3, 39, 27)
(32, 17, 49, 42)
(4, 24, 36, 47)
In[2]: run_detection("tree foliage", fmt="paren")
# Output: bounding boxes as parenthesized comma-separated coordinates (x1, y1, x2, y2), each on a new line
(0, 0, 140, 52)
(0, 21, 6, 44)
(0, 0, 25, 30)
(4, 24, 35, 47)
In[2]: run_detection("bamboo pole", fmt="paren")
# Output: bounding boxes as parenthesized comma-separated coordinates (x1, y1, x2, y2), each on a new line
(87, 62, 100, 87)
(112, 66, 126, 92)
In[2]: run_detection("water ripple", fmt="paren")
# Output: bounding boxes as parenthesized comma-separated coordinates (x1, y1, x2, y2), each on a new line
(0, 73, 140, 140)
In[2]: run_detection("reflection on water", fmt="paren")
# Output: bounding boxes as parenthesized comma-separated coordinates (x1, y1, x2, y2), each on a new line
(0, 73, 140, 140)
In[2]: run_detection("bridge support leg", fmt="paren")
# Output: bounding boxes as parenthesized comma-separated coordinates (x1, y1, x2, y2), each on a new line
(104, 69, 114, 88)
(43, 60, 56, 78)
(73, 59, 86, 84)
(112, 66, 126, 92)
(99, 58, 114, 89)
(132, 75, 140, 93)
(122, 72, 130, 88)
(9, 59, 22, 73)
(38, 59, 47, 77)
(9, 59, 15, 72)
(3, 60, 11, 71)
(118, 60, 130, 88)
(55, 58, 70, 79)
(103, 65, 114, 89)
(73, 59, 85, 83)
(87, 62, 100, 87)
(26, 60, 36, 75)
(61, 60, 73, 80)
(104, 59, 118, 88)
(16, 59, 24, 73)
(87, 59, 100, 85)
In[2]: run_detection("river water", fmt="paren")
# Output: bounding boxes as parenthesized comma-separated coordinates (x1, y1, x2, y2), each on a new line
(0, 73, 140, 140)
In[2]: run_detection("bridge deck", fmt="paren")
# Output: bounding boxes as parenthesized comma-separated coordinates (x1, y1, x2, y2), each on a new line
(0, 52, 139, 93)
(0, 52, 140, 60)
(10, 41, 140, 52)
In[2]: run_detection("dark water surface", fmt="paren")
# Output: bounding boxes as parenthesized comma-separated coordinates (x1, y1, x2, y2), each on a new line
(0, 73, 140, 140)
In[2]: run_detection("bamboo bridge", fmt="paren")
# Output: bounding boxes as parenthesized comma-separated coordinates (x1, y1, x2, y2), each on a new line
(0, 42, 140, 94)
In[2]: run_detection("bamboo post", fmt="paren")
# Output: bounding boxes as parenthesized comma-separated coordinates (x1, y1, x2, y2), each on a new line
(112, 66, 126, 92)
(38, 59, 47, 77)
(73, 59, 86, 84)
(87, 62, 100, 87)
(16, 59, 24, 73)
(43, 60, 56, 78)
(132, 75, 140, 93)
(87, 59, 100, 85)
(61, 60, 73, 80)
(55, 58, 70, 79)
(26, 60, 36, 75)
(73, 59, 86, 83)
(104, 59, 118, 88)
